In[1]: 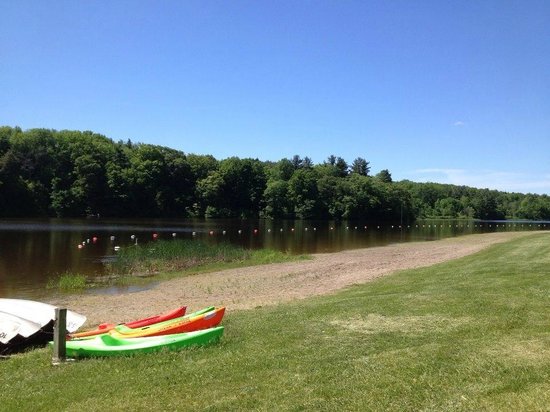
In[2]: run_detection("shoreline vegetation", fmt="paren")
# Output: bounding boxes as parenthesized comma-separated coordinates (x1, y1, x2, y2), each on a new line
(2, 231, 548, 410)
(53, 231, 532, 327)
(108, 239, 310, 276)
(46, 240, 310, 292)
(1, 127, 549, 221)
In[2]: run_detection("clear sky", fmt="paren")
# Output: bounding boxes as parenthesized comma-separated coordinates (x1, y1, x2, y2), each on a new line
(1, 1, 549, 194)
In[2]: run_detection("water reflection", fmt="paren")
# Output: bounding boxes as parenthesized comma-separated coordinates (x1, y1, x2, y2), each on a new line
(0, 218, 547, 299)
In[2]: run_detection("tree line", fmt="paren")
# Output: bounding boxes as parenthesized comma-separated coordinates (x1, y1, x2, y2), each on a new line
(1, 126, 549, 221)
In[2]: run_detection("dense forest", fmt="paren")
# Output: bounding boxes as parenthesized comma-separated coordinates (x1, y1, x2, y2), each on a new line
(1, 126, 549, 221)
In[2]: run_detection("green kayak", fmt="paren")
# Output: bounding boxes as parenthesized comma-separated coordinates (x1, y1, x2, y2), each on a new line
(54, 326, 224, 358)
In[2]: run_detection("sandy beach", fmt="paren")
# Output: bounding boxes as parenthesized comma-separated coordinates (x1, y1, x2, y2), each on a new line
(52, 231, 532, 327)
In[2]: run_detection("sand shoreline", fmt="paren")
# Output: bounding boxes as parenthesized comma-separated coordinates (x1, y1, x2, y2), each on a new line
(52, 231, 533, 327)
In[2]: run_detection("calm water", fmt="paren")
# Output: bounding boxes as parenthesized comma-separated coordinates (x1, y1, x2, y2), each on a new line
(0, 218, 547, 299)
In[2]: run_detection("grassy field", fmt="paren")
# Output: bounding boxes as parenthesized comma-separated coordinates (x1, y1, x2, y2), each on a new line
(2, 233, 549, 411)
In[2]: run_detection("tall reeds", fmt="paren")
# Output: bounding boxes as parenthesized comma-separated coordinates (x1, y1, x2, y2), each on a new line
(108, 239, 254, 275)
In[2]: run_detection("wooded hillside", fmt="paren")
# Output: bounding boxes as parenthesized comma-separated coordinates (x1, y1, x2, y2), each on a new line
(1, 127, 548, 220)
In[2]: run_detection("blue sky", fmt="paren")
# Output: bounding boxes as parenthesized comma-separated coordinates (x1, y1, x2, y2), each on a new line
(1, 1, 549, 194)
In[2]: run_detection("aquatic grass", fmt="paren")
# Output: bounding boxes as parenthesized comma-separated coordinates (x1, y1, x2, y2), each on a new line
(2, 233, 550, 411)
(46, 272, 87, 292)
(107, 239, 308, 278)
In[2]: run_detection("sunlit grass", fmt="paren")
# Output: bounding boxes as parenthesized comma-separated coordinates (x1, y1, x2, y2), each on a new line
(107, 239, 309, 282)
(3, 233, 549, 411)
(46, 272, 87, 292)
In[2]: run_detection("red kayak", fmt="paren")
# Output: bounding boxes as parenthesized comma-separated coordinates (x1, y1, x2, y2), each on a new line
(109, 307, 225, 339)
(67, 306, 187, 340)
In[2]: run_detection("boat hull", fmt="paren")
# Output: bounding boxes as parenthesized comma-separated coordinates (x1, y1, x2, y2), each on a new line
(110, 307, 225, 339)
(0, 299, 86, 355)
(60, 326, 224, 357)
(68, 306, 187, 340)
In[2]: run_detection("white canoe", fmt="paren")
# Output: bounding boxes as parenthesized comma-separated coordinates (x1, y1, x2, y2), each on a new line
(0, 299, 86, 353)
(0, 299, 86, 336)
(0, 311, 44, 344)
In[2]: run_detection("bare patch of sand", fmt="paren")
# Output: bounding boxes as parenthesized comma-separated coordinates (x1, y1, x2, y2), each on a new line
(51, 232, 532, 327)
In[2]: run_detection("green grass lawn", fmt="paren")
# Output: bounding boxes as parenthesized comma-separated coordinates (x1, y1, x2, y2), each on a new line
(2, 233, 549, 411)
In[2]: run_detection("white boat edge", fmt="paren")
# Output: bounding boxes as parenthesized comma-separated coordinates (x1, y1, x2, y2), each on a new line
(0, 299, 86, 334)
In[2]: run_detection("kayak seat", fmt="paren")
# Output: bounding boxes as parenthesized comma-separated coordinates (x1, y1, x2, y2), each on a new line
(100, 334, 126, 346)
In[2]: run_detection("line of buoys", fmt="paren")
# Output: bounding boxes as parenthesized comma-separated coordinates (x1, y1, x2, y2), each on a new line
(75, 222, 549, 250)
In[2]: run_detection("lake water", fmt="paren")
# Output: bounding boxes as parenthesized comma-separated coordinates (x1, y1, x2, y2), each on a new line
(0, 218, 547, 299)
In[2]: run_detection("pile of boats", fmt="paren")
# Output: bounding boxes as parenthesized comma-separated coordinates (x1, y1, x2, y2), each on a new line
(0, 299, 225, 358)
(64, 305, 225, 358)
(0, 298, 87, 355)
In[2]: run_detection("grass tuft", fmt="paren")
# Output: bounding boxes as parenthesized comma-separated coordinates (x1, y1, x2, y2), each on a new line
(46, 272, 87, 291)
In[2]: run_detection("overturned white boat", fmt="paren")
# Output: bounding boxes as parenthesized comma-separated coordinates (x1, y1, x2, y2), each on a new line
(0, 299, 86, 355)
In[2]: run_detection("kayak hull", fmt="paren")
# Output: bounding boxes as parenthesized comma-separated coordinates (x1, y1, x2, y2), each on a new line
(68, 306, 187, 340)
(60, 326, 224, 357)
(0, 299, 86, 355)
(0, 299, 86, 334)
(111, 307, 225, 339)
